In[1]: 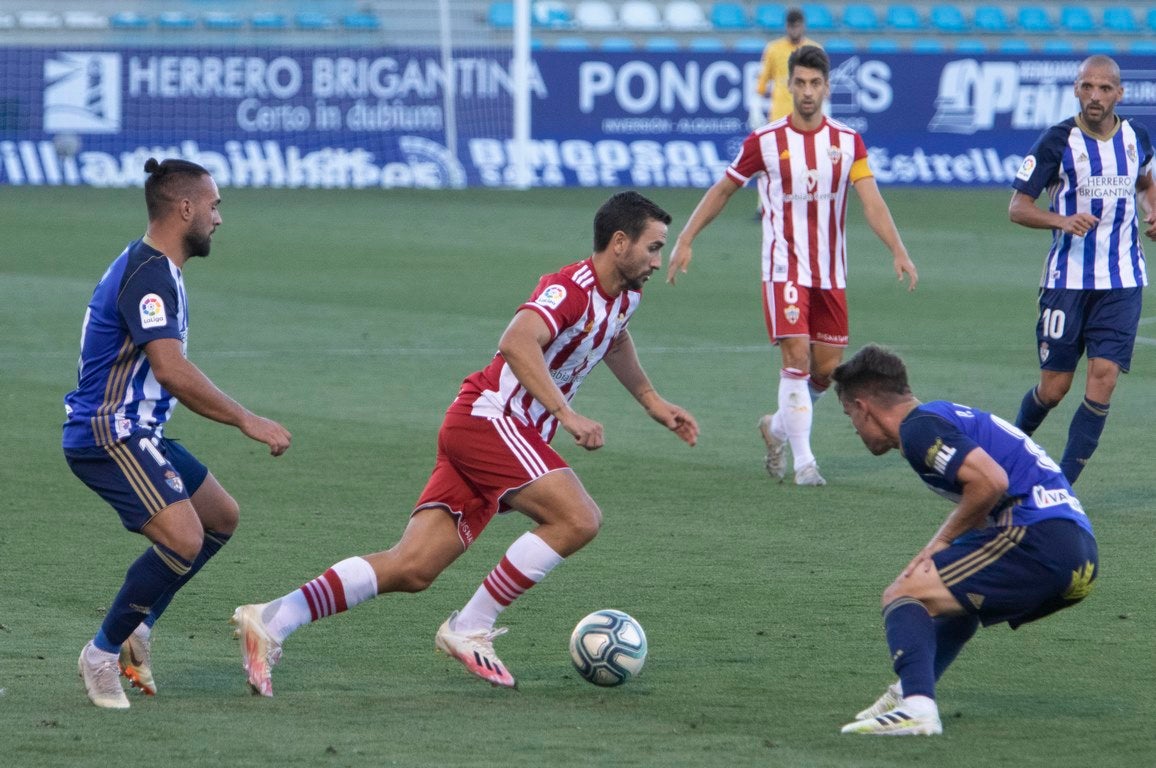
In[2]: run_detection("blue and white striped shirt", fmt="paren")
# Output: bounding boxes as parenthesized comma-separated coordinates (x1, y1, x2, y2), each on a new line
(63, 239, 188, 449)
(1013, 115, 1152, 290)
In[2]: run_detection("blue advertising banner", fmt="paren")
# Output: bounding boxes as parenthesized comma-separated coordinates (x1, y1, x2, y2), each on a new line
(2, 46, 1154, 188)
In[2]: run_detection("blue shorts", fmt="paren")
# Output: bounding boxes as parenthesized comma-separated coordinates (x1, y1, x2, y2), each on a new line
(1035, 287, 1143, 373)
(65, 430, 208, 533)
(932, 518, 1098, 629)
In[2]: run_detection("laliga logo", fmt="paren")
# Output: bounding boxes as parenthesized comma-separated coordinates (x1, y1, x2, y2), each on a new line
(44, 52, 122, 133)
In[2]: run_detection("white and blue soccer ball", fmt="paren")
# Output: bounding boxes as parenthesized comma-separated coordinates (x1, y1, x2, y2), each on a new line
(568, 609, 647, 686)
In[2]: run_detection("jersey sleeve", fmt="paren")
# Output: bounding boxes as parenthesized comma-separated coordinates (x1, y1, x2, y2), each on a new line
(899, 411, 979, 485)
(726, 131, 767, 185)
(518, 273, 588, 341)
(115, 258, 182, 348)
(1133, 119, 1155, 180)
(849, 132, 873, 183)
(1012, 124, 1068, 198)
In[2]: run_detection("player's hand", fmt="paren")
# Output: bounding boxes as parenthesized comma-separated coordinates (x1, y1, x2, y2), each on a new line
(240, 414, 292, 456)
(1144, 210, 1156, 239)
(894, 252, 918, 292)
(1061, 212, 1099, 237)
(557, 408, 605, 451)
(901, 538, 950, 579)
(666, 241, 693, 285)
(645, 399, 698, 447)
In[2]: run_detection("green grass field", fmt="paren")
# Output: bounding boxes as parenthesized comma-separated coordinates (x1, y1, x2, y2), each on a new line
(1, 186, 1153, 767)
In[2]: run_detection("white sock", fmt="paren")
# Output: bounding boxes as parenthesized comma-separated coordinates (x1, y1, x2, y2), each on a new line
(778, 368, 815, 470)
(263, 556, 378, 642)
(900, 694, 938, 717)
(454, 532, 564, 632)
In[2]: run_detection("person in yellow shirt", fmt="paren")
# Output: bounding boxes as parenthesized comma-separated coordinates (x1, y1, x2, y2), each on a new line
(755, 8, 820, 123)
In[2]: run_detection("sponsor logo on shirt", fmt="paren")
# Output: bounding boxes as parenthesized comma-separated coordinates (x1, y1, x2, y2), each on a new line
(1077, 175, 1133, 199)
(1031, 484, 1085, 513)
(139, 293, 167, 328)
(1015, 154, 1036, 182)
(923, 437, 956, 475)
(535, 284, 567, 310)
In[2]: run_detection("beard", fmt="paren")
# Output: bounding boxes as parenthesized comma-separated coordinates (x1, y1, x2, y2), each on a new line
(184, 229, 212, 258)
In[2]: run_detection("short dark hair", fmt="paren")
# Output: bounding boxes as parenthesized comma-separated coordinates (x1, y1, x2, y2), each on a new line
(831, 343, 912, 403)
(143, 157, 211, 221)
(593, 191, 672, 252)
(786, 7, 805, 25)
(788, 44, 829, 80)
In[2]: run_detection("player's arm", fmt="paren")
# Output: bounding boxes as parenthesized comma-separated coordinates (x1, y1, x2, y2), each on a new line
(603, 330, 698, 447)
(1137, 169, 1156, 239)
(497, 308, 605, 450)
(853, 176, 918, 291)
(1008, 190, 1099, 236)
(144, 338, 291, 456)
(667, 175, 742, 285)
(755, 46, 774, 96)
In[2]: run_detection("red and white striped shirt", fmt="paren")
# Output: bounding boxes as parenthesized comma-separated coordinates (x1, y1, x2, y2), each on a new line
(450, 258, 640, 441)
(727, 115, 873, 289)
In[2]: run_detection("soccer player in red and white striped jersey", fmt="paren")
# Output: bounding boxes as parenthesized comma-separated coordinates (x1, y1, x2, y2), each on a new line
(668, 45, 917, 486)
(232, 192, 698, 694)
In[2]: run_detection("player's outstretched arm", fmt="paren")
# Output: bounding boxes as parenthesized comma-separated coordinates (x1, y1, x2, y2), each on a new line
(854, 177, 918, 291)
(603, 331, 698, 447)
(1009, 190, 1099, 236)
(667, 176, 741, 285)
(144, 338, 291, 455)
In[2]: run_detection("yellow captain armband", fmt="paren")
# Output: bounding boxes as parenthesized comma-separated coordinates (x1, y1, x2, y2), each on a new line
(849, 158, 873, 184)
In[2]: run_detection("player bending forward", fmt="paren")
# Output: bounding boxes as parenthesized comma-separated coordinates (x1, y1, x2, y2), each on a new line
(232, 191, 697, 694)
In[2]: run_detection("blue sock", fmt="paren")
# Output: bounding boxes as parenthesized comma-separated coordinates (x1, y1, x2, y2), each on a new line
(1061, 398, 1109, 484)
(933, 613, 979, 680)
(883, 598, 937, 701)
(93, 543, 192, 653)
(144, 530, 231, 629)
(1015, 386, 1053, 435)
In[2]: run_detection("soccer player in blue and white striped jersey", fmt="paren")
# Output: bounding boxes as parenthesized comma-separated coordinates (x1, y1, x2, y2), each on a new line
(1009, 55, 1156, 483)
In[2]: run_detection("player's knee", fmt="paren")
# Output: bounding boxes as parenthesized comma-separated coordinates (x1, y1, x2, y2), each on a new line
(214, 496, 240, 534)
(1037, 378, 1071, 406)
(568, 506, 603, 548)
(393, 560, 442, 593)
(169, 530, 205, 562)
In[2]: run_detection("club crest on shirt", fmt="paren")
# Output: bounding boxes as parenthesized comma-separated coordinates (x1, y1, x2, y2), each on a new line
(1015, 155, 1036, 182)
(1127, 143, 1137, 163)
(827, 146, 842, 164)
(139, 293, 167, 328)
(163, 470, 184, 493)
(535, 284, 567, 309)
(784, 304, 800, 324)
(1039, 342, 1050, 363)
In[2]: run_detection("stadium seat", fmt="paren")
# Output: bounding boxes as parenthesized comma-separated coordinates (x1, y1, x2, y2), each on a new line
(711, 3, 751, 30)
(866, 37, 900, 53)
(534, 1, 574, 29)
(342, 14, 381, 31)
(734, 37, 767, 52)
(822, 37, 857, 53)
(885, 4, 921, 31)
(998, 38, 1032, 54)
(1129, 39, 1156, 54)
(1059, 7, 1095, 34)
(575, 0, 617, 30)
(0, 13, 14, 29)
(910, 38, 945, 53)
(250, 13, 288, 31)
(600, 36, 636, 50)
(488, 2, 514, 28)
(109, 12, 149, 30)
(295, 12, 335, 30)
(203, 13, 244, 31)
(1101, 7, 1139, 34)
(1016, 6, 1053, 34)
(954, 38, 988, 53)
(1085, 40, 1118, 54)
(620, 0, 663, 31)
(973, 6, 1011, 33)
(755, 4, 787, 30)
(17, 11, 61, 29)
(688, 37, 726, 51)
(1147, 8, 1156, 32)
(62, 11, 108, 30)
(800, 4, 836, 31)
(553, 36, 592, 50)
(644, 36, 680, 50)
(929, 5, 967, 33)
(155, 12, 196, 30)
(842, 5, 880, 32)
(1042, 38, 1076, 53)
(666, 1, 711, 31)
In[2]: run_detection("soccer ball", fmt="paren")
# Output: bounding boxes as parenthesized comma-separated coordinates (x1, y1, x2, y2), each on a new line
(568, 609, 647, 686)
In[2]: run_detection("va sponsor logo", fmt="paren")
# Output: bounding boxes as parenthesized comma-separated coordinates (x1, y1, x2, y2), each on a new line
(44, 52, 122, 133)
(929, 59, 1079, 135)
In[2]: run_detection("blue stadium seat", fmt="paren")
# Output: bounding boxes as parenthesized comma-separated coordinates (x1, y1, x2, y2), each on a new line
(1102, 7, 1139, 34)
(1085, 40, 1118, 54)
(711, 3, 751, 30)
(1042, 39, 1076, 54)
(755, 4, 786, 30)
(155, 12, 196, 30)
(1059, 7, 1095, 34)
(203, 13, 244, 31)
(295, 12, 335, 30)
(929, 5, 967, 33)
(734, 37, 768, 52)
(973, 6, 1011, 33)
(1147, 8, 1156, 32)
(885, 4, 922, 31)
(534, 1, 573, 29)
(800, 4, 836, 31)
(644, 36, 680, 51)
(1016, 6, 1053, 33)
(342, 14, 381, 31)
(822, 37, 858, 53)
(842, 5, 880, 32)
(109, 12, 149, 29)
(689, 37, 727, 51)
(911, 38, 945, 53)
(954, 38, 988, 53)
(251, 13, 288, 31)
(1129, 39, 1156, 54)
(488, 2, 514, 28)
(866, 37, 900, 53)
(600, 36, 636, 50)
(554, 36, 591, 50)
(998, 38, 1032, 54)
